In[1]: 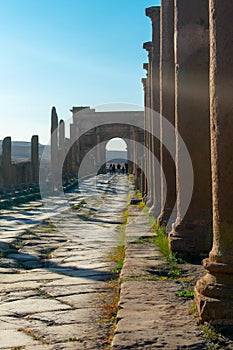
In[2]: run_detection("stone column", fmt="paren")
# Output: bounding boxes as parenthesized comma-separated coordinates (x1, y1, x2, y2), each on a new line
(146, 6, 161, 218)
(31, 135, 39, 184)
(135, 128, 144, 192)
(58, 119, 65, 177)
(158, 0, 176, 229)
(143, 42, 153, 206)
(169, 0, 212, 258)
(2, 137, 12, 189)
(141, 77, 147, 197)
(51, 106, 59, 177)
(195, 0, 233, 325)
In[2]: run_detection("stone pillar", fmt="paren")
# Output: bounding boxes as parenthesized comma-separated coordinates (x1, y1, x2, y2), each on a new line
(58, 119, 65, 177)
(143, 42, 153, 206)
(141, 77, 147, 197)
(195, 0, 233, 325)
(51, 106, 59, 177)
(2, 137, 12, 189)
(31, 135, 39, 184)
(146, 6, 161, 218)
(158, 0, 176, 228)
(135, 128, 144, 192)
(169, 0, 212, 257)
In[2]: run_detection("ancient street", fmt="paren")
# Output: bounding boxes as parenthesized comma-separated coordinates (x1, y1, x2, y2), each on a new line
(0, 0, 233, 348)
(0, 174, 128, 349)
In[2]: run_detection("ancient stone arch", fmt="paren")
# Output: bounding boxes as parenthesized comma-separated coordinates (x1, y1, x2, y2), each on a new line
(67, 107, 145, 177)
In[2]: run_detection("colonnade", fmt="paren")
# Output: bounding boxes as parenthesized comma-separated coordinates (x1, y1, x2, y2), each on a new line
(142, 0, 233, 325)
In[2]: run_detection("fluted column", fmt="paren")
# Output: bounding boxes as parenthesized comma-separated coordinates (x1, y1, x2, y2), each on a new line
(158, 0, 176, 229)
(169, 0, 212, 257)
(195, 0, 233, 325)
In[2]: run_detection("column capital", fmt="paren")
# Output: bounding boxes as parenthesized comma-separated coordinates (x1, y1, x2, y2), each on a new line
(143, 63, 148, 71)
(143, 41, 153, 52)
(145, 6, 160, 21)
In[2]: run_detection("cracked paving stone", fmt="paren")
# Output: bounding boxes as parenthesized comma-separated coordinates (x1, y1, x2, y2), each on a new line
(0, 174, 129, 348)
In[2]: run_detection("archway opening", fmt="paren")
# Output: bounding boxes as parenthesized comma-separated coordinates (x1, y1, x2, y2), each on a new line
(106, 138, 128, 174)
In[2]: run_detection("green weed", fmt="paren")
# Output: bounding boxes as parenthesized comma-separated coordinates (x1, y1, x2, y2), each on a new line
(175, 290, 194, 299)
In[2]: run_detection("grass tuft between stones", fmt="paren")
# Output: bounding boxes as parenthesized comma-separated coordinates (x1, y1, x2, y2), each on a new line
(102, 208, 128, 348)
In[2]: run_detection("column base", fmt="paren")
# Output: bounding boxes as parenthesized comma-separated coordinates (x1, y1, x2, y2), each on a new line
(146, 195, 153, 208)
(157, 207, 173, 227)
(168, 220, 212, 259)
(149, 203, 161, 218)
(195, 258, 233, 325)
(158, 207, 177, 232)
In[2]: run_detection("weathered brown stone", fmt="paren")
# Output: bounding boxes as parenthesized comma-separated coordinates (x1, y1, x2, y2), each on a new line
(70, 107, 144, 178)
(2, 137, 12, 189)
(143, 42, 153, 206)
(146, 6, 161, 218)
(158, 0, 176, 229)
(169, 0, 212, 257)
(195, 0, 233, 325)
(141, 77, 147, 197)
(31, 135, 39, 184)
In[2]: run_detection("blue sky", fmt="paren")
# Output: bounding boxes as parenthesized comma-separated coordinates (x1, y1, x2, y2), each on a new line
(0, 0, 160, 144)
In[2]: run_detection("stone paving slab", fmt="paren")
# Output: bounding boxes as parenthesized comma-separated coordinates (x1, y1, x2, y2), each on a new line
(0, 175, 129, 349)
(111, 206, 209, 350)
(0, 329, 39, 348)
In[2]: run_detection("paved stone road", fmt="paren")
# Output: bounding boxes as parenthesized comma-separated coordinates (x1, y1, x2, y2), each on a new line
(0, 174, 128, 349)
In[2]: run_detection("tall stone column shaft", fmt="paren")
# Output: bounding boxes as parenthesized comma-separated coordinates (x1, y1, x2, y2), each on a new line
(158, 0, 176, 229)
(141, 77, 147, 197)
(169, 0, 212, 257)
(195, 0, 233, 325)
(143, 42, 153, 205)
(143, 68, 150, 198)
(146, 6, 161, 218)
(2, 137, 12, 189)
(31, 135, 39, 184)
